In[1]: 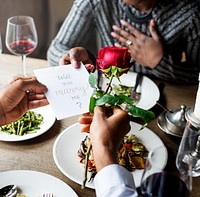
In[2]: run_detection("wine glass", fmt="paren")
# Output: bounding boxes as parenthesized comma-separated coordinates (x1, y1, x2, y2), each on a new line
(176, 112, 200, 177)
(5, 16, 38, 76)
(0, 33, 2, 54)
(141, 146, 192, 197)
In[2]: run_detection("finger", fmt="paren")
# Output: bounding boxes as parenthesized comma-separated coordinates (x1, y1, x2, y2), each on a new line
(80, 124, 91, 132)
(28, 99, 49, 109)
(149, 19, 160, 41)
(23, 79, 48, 93)
(93, 106, 106, 121)
(114, 43, 123, 48)
(85, 64, 95, 73)
(111, 31, 130, 47)
(112, 25, 130, 38)
(9, 77, 47, 95)
(113, 107, 131, 133)
(111, 31, 124, 41)
(78, 115, 93, 124)
(59, 53, 70, 65)
(28, 93, 47, 101)
(111, 107, 130, 124)
(112, 25, 133, 44)
(112, 107, 128, 119)
(83, 112, 93, 116)
(94, 106, 106, 114)
(120, 20, 144, 39)
(59, 57, 64, 65)
(8, 76, 33, 86)
(68, 51, 80, 69)
(78, 112, 93, 124)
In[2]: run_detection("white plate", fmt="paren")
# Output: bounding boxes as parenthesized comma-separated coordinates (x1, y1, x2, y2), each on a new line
(53, 122, 168, 189)
(101, 71, 160, 110)
(0, 105, 56, 141)
(0, 170, 78, 196)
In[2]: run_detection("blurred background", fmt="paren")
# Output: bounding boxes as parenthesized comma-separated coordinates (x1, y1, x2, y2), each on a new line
(0, 0, 97, 59)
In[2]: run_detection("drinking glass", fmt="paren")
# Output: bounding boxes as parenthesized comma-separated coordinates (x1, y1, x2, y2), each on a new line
(141, 146, 192, 197)
(176, 107, 200, 177)
(0, 33, 2, 54)
(5, 16, 38, 76)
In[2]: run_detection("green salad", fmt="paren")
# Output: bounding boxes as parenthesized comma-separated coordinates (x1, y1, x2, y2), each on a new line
(0, 111, 43, 136)
(112, 84, 133, 97)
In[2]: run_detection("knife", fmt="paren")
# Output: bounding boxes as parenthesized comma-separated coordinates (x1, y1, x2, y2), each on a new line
(130, 73, 143, 100)
(97, 70, 102, 89)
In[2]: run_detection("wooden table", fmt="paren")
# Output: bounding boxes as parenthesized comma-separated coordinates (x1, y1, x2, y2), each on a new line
(0, 54, 199, 197)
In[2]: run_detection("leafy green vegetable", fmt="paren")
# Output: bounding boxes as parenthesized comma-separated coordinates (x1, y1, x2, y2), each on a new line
(0, 111, 43, 136)
(112, 84, 133, 97)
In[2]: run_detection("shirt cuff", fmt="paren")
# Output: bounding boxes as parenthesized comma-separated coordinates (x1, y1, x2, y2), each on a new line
(94, 164, 137, 196)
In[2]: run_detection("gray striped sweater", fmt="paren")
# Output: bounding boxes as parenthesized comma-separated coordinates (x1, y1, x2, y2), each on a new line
(47, 0, 200, 84)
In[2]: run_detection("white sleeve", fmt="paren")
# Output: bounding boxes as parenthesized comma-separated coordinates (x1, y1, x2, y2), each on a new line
(94, 164, 138, 197)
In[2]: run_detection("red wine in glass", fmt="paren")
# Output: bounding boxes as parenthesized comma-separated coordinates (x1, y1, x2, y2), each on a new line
(140, 172, 189, 197)
(5, 16, 38, 76)
(8, 40, 36, 56)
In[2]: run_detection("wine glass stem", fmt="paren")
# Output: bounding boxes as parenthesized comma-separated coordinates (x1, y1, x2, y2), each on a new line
(22, 55, 27, 77)
(188, 164, 193, 191)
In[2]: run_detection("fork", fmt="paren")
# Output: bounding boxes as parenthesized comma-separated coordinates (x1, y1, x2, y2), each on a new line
(130, 73, 143, 100)
(42, 194, 53, 197)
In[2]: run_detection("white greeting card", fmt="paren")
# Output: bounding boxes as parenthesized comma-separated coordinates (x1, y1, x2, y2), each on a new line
(34, 64, 94, 120)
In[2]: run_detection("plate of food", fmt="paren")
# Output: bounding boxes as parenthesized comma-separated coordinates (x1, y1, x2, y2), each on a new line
(53, 122, 168, 189)
(0, 105, 56, 141)
(0, 170, 78, 196)
(100, 71, 160, 110)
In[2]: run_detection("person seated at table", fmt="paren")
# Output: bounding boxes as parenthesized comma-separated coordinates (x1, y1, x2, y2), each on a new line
(47, 0, 200, 84)
(78, 106, 138, 196)
(0, 77, 48, 126)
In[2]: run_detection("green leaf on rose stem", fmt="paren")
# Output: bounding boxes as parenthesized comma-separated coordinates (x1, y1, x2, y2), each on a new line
(88, 73, 97, 89)
(111, 66, 120, 81)
(127, 105, 155, 124)
(118, 67, 129, 73)
(89, 96, 96, 113)
(111, 66, 118, 75)
(117, 94, 135, 105)
(96, 94, 124, 106)
(93, 90, 104, 99)
(89, 90, 105, 113)
(102, 67, 111, 75)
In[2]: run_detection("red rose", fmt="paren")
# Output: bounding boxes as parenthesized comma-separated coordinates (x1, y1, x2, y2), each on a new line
(96, 46, 132, 76)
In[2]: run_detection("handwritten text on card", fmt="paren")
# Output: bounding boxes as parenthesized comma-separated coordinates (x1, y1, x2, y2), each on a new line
(34, 64, 94, 120)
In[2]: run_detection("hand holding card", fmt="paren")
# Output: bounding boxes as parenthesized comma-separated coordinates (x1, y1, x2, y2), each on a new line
(34, 64, 93, 120)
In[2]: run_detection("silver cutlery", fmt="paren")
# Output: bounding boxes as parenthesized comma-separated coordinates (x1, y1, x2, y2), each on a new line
(42, 193, 54, 197)
(0, 185, 17, 197)
(156, 101, 173, 113)
(130, 73, 143, 100)
(97, 70, 102, 89)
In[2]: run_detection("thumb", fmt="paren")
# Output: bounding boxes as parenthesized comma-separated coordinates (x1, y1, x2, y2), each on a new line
(149, 19, 160, 42)
(93, 106, 108, 122)
(68, 52, 80, 69)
